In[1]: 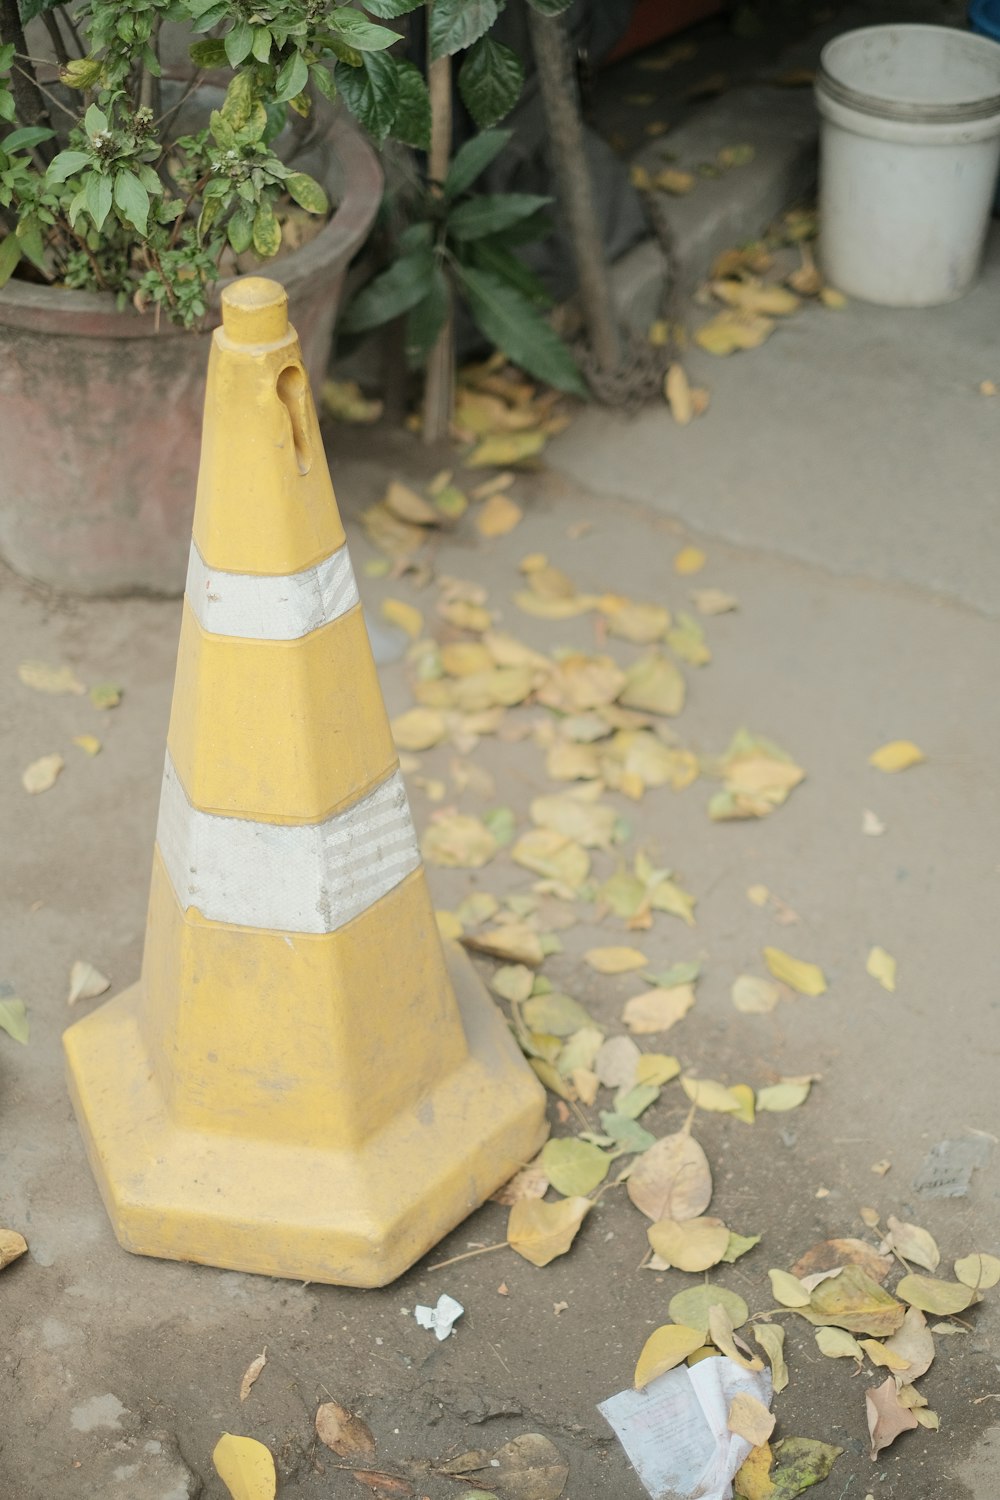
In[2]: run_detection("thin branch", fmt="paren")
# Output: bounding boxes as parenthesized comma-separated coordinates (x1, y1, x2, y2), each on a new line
(41, 13, 69, 67)
(427, 1241, 508, 1271)
(13, 59, 78, 122)
(153, 69, 206, 136)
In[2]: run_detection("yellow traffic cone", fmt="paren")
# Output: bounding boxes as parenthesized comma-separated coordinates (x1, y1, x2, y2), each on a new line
(64, 277, 547, 1287)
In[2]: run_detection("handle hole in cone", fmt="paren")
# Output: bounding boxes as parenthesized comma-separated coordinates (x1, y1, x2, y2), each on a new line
(276, 363, 312, 476)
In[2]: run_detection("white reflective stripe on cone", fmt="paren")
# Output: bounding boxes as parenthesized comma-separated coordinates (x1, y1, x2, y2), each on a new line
(185, 539, 360, 640)
(156, 754, 421, 933)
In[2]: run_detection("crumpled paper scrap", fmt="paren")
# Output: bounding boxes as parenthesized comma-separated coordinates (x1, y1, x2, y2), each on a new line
(414, 1293, 465, 1341)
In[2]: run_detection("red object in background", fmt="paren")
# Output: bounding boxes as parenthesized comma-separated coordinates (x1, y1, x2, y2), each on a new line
(605, 0, 726, 64)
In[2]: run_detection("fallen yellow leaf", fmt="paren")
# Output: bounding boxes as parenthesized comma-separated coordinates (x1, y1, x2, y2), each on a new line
(17, 660, 85, 695)
(321, 378, 382, 424)
(22, 753, 64, 795)
(507, 1196, 591, 1267)
(213, 1433, 276, 1500)
(383, 479, 440, 526)
(0, 1229, 28, 1270)
(390, 708, 447, 751)
(756, 1079, 812, 1112)
(728, 1392, 776, 1447)
(866, 946, 897, 993)
(763, 946, 827, 996)
(623, 984, 695, 1034)
(72, 734, 102, 756)
(673, 545, 706, 575)
(695, 311, 775, 355)
(477, 493, 524, 538)
(468, 430, 546, 468)
(648, 1215, 730, 1272)
(869, 740, 925, 772)
(421, 814, 497, 869)
(584, 946, 648, 974)
(665, 364, 694, 424)
(381, 597, 423, 639)
(769, 1269, 812, 1307)
(634, 1324, 705, 1387)
(682, 1076, 742, 1113)
(752, 1326, 788, 1393)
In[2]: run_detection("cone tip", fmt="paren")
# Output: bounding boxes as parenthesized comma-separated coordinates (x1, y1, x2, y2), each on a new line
(221, 277, 289, 345)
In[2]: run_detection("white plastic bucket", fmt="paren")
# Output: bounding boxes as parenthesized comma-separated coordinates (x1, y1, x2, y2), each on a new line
(816, 25, 1000, 305)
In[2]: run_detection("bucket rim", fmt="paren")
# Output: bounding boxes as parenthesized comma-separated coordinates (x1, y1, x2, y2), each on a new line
(817, 23, 1000, 124)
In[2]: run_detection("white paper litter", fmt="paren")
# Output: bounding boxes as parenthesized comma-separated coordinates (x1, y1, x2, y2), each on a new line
(414, 1293, 464, 1341)
(598, 1357, 773, 1500)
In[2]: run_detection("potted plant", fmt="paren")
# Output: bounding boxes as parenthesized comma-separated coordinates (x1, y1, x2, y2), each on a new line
(0, 0, 430, 595)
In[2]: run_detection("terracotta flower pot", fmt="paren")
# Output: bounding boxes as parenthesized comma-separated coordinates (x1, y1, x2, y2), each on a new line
(0, 114, 381, 596)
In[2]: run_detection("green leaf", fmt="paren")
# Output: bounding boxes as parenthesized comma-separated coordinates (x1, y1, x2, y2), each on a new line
(189, 37, 229, 69)
(252, 200, 282, 257)
(251, 27, 272, 63)
(340, 247, 436, 333)
(445, 128, 510, 198)
(459, 38, 524, 128)
(285, 171, 328, 215)
(190, 1, 228, 31)
(114, 170, 149, 234)
(541, 1137, 609, 1196)
(209, 109, 237, 150)
(329, 7, 400, 51)
(0, 994, 28, 1045)
(311, 64, 338, 101)
(362, 0, 424, 14)
(274, 50, 309, 104)
(456, 263, 586, 396)
(429, 0, 501, 59)
(227, 202, 254, 254)
(0, 92, 15, 125)
(221, 70, 255, 129)
(769, 1438, 843, 1499)
(449, 192, 550, 241)
(3, 126, 54, 153)
(391, 59, 431, 151)
(336, 52, 399, 143)
(84, 172, 113, 232)
(59, 55, 104, 90)
(224, 19, 254, 67)
(405, 270, 448, 365)
(84, 104, 108, 136)
(15, 217, 46, 271)
(0, 232, 22, 289)
(0, 43, 15, 70)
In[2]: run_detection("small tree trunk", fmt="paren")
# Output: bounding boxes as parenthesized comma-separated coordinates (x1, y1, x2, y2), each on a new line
(0, 0, 53, 139)
(422, 22, 453, 445)
(527, 6, 621, 373)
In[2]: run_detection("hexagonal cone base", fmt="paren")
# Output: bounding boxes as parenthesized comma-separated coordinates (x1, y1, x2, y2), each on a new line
(64, 945, 547, 1287)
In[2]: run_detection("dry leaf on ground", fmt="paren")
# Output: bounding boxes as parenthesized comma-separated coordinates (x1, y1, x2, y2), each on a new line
(72, 734, 101, 756)
(22, 754, 64, 794)
(682, 1076, 743, 1113)
(489, 1433, 569, 1500)
(799, 1265, 905, 1336)
(383, 480, 440, 527)
(815, 1327, 863, 1362)
(627, 1131, 712, 1221)
(896, 1273, 976, 1315)
(767, 1438, 842, 1496)
(477, 493, 523, 537)
(623, 984, 696, 1034)
(866, 1375, 919, 1459)
(595, 1035, 641, 1089)
(67, 961, 111, 1007)
(585, 946, 648, 975)
(391, 708, 447, 751)
(507, 1197, 591, 1267)
(670, 1285, 748, 1334)
(648, 1215, 730, 1272)
(756, 1079, 812, 1112)
(769, 1269, 811, 1307)
(708, 1304, 764, 1370)
(17, 661, 85, 695)
(866, 946, 897, 993)
(762, 947, 826, 996)
(691, 587, 738, 615)
(421, 814, 497, 869)
(732, 976, 781, 1014)
(0, 995, 29, 1045)
(315, 1400, 376, 1460)
(463, 925, 546, 966)
(213, 1433, 276, 1500)
(869, 740, 925, 772)
(884, 1308, 935, 1381)
(728, 1393, 776, 1447)
(790, 1239, 892, 1285)
(381, 598, 423, 639)
(0, 1229, 28, 1270)
(674, 545, 706, 575)
(491, 1159, 550, 1206)
(618, 653, 686, 716)
(634, 1324, 705, 1387)
(239, 1350, 267, 1402)
(321, 378, 382, 424)
(541, 1138, 609, 1197)
(885, 1215, 939, 1272)
(753, 1325, 788, 1393)
(733, 1442, 774, 1499)
(955, 1253, 1000, 1290)
(695, 311, 775, 356)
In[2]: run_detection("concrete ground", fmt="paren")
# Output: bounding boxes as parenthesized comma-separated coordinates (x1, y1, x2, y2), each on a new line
(4, 15, 1000, 1500)
(3, 345, 1000, 1498)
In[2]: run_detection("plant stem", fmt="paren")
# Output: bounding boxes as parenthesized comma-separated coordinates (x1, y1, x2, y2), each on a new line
(422, 11, 453, 444)
(41, 12, 69, 67)
(527, 5, 621, 374)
